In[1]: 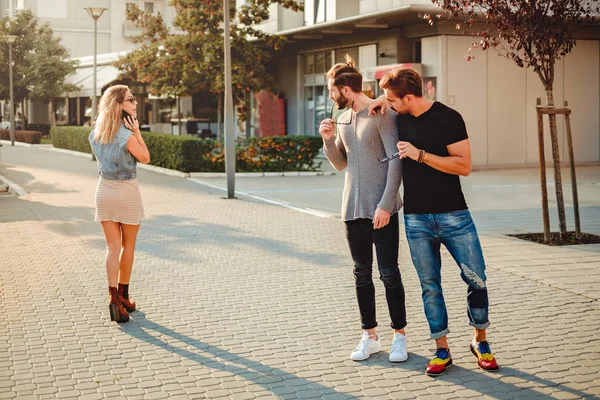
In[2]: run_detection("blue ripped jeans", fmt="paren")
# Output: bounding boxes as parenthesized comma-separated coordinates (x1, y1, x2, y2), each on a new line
(404, 210, 490, 339)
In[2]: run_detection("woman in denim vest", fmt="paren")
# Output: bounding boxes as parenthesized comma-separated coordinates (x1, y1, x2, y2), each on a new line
(89, 85, 150, 323)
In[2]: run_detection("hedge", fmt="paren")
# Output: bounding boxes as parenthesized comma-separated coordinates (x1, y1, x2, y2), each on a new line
(0, 129, 42, 144)
(50, 126, 323, 173)
(28, 124, 51, 137)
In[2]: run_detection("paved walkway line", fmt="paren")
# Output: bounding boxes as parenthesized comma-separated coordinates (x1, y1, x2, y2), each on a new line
(189, 177, 337, 219)
(0, 174, 28, 196)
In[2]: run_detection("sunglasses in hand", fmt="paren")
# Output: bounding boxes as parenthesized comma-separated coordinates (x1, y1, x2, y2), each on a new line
(329, 102, 354, 125)
(372, 135, 401, 164)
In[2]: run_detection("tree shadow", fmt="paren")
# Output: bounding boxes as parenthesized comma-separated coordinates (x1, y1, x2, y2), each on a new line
(121, 311, 357, 399)
(78, 214, 344, 267)
(0, 162, 77, 194)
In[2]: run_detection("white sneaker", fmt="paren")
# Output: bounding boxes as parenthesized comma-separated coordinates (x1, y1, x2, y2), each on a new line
(350, 332, 381, 361)
(389, 332, 408, 362)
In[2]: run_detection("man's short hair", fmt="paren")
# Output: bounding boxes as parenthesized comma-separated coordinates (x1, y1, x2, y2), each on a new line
(327, 54, 362, 93)
(379, 68, 423, 98)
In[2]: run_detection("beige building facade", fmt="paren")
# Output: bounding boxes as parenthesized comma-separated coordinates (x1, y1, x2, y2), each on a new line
(255, 0, 600, 166)
(1, 0, 177, 58)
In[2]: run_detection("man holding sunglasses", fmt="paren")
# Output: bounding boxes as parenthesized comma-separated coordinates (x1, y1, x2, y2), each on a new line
(319, 56, 408, 363)
(368, 68, 499, 376)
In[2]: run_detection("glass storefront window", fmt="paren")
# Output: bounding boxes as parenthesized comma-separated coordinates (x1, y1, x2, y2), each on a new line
(157, 98, 176, 123)
(303, 50, 337, 135)
(305, 54, 315, 75)
(54, 99, 67, 126)
(315, 86, 327, 135)
(335, 47, 359, 64)
(305, 87, 315, 136)
(315, 53, 325, 74)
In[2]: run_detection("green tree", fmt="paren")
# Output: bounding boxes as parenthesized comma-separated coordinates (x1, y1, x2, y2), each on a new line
(115, 0, 302, 137)
(428, 0, 599, 241)
(0, 10, 78, 111)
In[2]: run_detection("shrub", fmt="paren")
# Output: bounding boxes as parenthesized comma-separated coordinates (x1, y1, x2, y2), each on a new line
(0, 129, 42, 144)
(51, 126, 93, 153)
(50, 126, 323, 173)
(28, 124, 51, 137)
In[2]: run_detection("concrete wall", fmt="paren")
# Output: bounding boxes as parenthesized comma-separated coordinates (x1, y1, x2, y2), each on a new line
(437, 36, 599, 166)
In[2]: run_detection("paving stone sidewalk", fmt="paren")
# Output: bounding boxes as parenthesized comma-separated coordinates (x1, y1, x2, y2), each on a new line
(0, 146, 599, 400)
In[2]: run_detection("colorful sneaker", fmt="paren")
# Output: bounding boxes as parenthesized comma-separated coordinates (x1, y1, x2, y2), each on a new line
(425, 348, 452, 376)
(350, 332, 381, 361)
(470, 340, 499, 371)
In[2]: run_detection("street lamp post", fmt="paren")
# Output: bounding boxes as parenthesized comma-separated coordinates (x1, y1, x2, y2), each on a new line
(84, 7, 107, 127)
(4, 35, 17, 146)
(223, 0, 236, 198)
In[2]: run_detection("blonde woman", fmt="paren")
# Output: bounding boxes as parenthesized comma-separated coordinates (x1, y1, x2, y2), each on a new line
(89, 85, 150, 323)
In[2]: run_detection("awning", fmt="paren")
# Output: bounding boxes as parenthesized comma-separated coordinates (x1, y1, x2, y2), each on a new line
(65, 65, 122, 97)
(364, 63, 422, 81)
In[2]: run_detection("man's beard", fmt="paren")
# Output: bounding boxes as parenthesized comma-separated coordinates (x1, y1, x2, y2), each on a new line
(335, 93, 350, 109)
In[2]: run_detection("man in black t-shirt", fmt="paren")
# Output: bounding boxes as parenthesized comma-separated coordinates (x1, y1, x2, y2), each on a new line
(369, 68, 499, 376)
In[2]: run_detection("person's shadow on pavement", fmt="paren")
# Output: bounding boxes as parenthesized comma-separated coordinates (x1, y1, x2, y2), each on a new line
(120, 311, 359, 399)
(362, 351, 594, 399)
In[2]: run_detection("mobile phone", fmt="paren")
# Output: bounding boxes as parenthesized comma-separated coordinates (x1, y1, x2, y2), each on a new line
(122, 110, 132, 130)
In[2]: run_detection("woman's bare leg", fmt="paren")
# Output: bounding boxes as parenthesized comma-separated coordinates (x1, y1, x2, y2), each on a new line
(119, 223, 140, 284)
(100, 221, 122, 287)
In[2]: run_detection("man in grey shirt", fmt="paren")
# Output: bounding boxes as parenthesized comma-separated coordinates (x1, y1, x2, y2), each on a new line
(319, 56, 408, 363)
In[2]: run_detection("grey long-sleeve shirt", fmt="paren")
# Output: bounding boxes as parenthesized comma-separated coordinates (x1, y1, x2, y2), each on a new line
(323, 107, 402, 222)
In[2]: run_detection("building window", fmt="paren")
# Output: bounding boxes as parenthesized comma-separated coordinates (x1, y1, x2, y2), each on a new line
(414, 40, 422, 63)
(304, 0, 334, 25)
(303, 51, 334, 136)
(335, 47, 359, 65)
(144, 2, 154, 14)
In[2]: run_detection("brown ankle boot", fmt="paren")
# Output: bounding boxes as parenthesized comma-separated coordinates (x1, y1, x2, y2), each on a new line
(118, 283, 136, 313)
(108, 286, 129, 323)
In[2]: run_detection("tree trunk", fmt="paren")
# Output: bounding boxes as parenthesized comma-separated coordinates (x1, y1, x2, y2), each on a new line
(535, 98, 551, 242)
(546, 88, 568, 237)
(217, 92, 223, 139)
(49, 101, 55, 127)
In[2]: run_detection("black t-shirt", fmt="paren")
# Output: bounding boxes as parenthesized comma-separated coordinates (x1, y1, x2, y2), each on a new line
(397, 101, 468, 214)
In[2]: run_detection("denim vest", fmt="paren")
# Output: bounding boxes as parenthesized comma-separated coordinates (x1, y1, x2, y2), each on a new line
(89, 124, 137, 180)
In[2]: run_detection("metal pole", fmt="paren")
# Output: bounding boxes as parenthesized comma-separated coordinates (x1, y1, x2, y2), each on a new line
(8, 42, 15, 146)
(223, 0, 236, 198)
(92, 17, 98, 125)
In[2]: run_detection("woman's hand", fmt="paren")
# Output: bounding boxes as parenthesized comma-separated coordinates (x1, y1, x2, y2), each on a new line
(123, 115, 140, 135)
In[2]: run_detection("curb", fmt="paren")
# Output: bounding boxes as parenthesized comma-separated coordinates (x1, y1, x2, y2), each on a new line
(0, 139, 34, 148)
(38, 146, 94, 159)
(0, 174, 28, 196)
(138, 163, 189, 178)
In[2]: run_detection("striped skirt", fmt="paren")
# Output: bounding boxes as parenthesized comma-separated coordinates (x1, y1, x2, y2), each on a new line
(94, 177, 145, 225)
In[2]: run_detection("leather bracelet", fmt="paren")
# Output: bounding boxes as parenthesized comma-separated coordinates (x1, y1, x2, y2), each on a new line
(417, 149, 424, 163)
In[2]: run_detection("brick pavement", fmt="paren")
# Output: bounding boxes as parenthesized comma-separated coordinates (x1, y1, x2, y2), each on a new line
(0, 146, 599, 399)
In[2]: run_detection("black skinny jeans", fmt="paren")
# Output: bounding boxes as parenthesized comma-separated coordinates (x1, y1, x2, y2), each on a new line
(345, 213, 407, 330)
